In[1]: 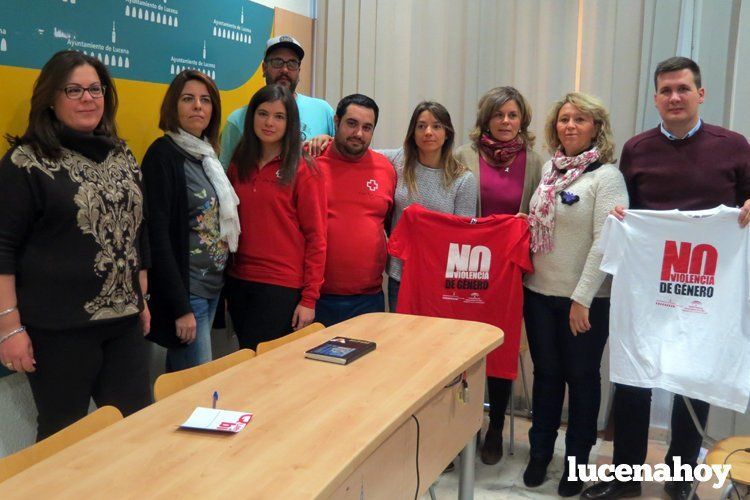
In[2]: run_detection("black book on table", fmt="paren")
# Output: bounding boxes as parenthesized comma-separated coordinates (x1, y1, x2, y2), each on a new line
(304, 337, 377, 365)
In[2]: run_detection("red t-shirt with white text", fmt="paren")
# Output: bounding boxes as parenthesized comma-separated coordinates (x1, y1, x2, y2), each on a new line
(388, 204, 532, 379)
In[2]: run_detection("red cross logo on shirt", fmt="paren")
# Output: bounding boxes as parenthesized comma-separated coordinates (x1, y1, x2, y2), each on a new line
(366, 179, 379, 191)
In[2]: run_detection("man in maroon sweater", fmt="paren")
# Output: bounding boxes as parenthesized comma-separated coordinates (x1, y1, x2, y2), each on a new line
(582, 58, 750, 500)
(315, 94, 396, 327)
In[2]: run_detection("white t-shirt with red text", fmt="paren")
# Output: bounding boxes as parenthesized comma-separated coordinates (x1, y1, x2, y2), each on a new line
(599, 205, 750, 411)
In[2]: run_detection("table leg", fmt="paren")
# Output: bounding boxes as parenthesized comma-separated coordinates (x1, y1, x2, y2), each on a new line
(458, 434, 476, 500)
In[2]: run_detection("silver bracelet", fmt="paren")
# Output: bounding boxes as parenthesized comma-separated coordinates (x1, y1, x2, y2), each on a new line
(0, 306, 17, 318)
(0, 326, 26, 345)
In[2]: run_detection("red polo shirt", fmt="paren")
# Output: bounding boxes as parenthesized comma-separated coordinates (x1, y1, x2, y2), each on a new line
(317, 145, 396, 295)
(227, 157, 327, 308)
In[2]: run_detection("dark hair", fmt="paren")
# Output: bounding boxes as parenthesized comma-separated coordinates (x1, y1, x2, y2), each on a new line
(231, 84, 312, 184)
(159, 70, 222, 151)
(402, 101, 467, 196)
(335, 94, 379, 125)
(7, 50, 120, 159)
(654, 56, 702, 90)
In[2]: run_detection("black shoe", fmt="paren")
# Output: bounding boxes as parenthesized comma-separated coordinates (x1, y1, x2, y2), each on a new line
(580, 479, 641, 499)
(558, 476, 583, 497)
(481, 426, 503, 465)
(523, 457, 550, 487)
(442, 461, 455, 474)
(557, 461, 584, 497)
(664, 481, 699, 500)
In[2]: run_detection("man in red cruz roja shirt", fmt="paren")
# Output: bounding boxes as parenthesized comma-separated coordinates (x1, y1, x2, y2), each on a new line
(315, 94, 396, 326)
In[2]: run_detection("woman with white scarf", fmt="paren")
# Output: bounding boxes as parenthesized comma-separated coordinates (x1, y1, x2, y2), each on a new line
(141, 70, 239, 371)
(522, 92, 628, 497)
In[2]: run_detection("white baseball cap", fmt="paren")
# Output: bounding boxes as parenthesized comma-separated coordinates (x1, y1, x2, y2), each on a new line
(265, 35, 304, 61)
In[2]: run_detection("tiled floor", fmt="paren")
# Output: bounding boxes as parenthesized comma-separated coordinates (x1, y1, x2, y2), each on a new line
(423, 414, 726, 499)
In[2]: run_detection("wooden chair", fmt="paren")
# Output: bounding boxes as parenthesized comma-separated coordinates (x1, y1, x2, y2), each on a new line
(256, 322, 325, 355)
(0, 406, 123, 482)
(153, 349, 255, 401)
(691, 436, 750, 499)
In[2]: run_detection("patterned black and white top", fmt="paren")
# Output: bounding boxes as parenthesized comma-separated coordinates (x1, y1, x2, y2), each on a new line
(0, 132, 148, 330)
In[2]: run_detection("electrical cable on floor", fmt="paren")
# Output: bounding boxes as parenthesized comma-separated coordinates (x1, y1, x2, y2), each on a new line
(412, 414, 420, 500)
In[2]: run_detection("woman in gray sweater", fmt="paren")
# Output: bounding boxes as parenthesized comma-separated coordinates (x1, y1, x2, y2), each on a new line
(379, 101, 477, 312)
(522, 92, 628, 497)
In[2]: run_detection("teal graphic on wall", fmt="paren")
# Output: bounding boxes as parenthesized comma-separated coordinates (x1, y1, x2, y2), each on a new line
(0, 0, 274, 90)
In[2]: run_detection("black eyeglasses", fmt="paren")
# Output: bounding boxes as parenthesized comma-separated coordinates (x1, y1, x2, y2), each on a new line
(265, 58, 300, 70)
(59, 84, 106, 100)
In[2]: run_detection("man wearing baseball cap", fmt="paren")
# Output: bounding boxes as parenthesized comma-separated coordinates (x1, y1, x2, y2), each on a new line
(219, 35, 336, 168)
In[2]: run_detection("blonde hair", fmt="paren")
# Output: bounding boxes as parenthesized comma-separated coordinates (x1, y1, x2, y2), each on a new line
(544, 92, 616, 163)
(469, 86, 535, 150)
(402, 101, 467, 197)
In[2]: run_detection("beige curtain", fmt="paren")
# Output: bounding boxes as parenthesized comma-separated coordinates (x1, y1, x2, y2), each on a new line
(313, 0, 650, 158)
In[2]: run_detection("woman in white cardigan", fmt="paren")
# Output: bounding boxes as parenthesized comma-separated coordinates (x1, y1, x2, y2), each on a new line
(522, 92, 628, 497)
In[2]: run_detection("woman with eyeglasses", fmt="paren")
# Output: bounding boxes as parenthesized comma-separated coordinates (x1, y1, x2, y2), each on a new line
(0, 50, 151, 440)
(141, 70, 239, 371)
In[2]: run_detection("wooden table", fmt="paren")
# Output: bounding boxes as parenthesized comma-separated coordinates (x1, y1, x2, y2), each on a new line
(0, 313, 502, 499)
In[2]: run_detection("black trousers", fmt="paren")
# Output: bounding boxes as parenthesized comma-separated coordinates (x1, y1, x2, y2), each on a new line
(523, 288, 610, 462)
(26, 316, 151, 441)
(225, 277, 301, 351)
(487, 376, 512, 432)
(612, 383, 710, 469)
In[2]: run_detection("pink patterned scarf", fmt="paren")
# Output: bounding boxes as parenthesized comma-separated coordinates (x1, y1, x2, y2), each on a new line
(478, 133, 525, 170)
(528, 147, 601, 253)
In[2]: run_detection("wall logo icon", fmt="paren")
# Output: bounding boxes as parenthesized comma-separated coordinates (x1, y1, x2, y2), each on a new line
(366, 179, 379, 192)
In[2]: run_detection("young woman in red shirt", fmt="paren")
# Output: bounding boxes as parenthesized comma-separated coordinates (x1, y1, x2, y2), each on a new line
(226, 84, 327, 350)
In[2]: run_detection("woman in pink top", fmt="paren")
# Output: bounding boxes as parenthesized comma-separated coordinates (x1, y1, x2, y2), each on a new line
(454, 86, 543, 467)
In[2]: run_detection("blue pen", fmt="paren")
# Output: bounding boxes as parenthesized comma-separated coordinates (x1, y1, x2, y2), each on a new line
(212, 391, 219, 409)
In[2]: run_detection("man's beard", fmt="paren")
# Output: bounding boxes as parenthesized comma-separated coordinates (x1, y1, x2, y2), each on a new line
(267, 74, 299, 93)
(335, 136, 368, 159)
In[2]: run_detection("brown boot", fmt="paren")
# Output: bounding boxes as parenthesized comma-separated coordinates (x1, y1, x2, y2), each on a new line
(480, 426, 503, 465)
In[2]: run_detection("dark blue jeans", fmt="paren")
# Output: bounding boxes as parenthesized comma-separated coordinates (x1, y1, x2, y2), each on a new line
(315, 291, 385, 327)
(166, 293, 220, 372)
(523, 288, 610, 463)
